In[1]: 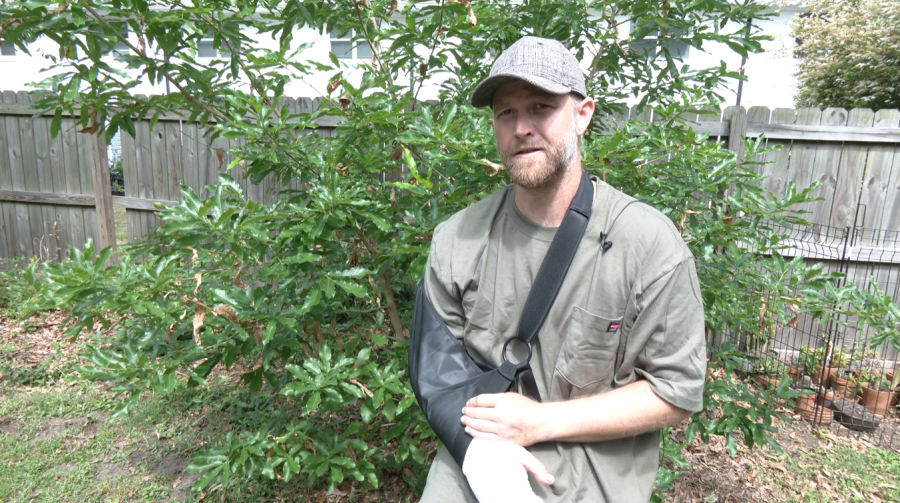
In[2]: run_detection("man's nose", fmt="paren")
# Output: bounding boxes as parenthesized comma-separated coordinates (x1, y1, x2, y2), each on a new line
(513, 115, 534, 138)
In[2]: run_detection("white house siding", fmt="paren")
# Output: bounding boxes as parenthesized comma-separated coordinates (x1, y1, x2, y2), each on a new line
(0, 3, 805, 110)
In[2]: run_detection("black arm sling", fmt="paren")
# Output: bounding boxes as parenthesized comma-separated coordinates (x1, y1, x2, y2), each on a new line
(408, 171, 594, 467)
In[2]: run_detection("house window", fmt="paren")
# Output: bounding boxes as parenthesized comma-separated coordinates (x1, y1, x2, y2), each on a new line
(629, 20, 690, 59)
(198, 25, 238, 58)
(1, 42, 15, 57)
(114, 25, 130, 53)
(330, 29, 371, 60)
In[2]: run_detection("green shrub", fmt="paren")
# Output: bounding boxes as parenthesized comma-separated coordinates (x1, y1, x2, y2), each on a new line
(6, 0, 899, 499)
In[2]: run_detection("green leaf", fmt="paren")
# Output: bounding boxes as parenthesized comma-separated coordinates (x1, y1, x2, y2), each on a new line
(51, 109, 62, 138)
(331, 466, 344, 484)
(334, 279, 367, 298)
(304, 391, 321, 414)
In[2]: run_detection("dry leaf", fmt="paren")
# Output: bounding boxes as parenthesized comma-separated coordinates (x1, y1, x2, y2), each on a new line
(216, 148, 225, 170)
(193, 304, 206, 346)
(327, 77, 341, 94)
(419, 62, 428, 77)
(391, 144, 403, 161)
(467, 6, 477, 27)
(194, 272, 203, 295)
(480, 158, 504, 176)
(212, 305, 237, 322)
(339, 92, 351, 109)
(349, 378, 374, 398)
(388, 0, 397, 16)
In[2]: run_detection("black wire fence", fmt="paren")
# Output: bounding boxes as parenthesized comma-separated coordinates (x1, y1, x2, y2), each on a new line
(725, 206, 900, 452)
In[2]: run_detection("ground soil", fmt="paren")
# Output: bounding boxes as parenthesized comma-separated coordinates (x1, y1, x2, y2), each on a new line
(3, 310, 899, 503)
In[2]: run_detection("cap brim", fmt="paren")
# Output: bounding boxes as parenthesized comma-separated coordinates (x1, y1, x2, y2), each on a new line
(470, 73, 573, 108)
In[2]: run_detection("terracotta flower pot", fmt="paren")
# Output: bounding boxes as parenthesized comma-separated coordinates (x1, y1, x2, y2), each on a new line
(752, 374, 779, 388)
(796, 394, 817, 412)
(800, 406, 833, 426)
(811, 367, 832, 388)
(860, 386, 894, 416)
(788, 366, 800, 381)
(830, 370, 854, 398)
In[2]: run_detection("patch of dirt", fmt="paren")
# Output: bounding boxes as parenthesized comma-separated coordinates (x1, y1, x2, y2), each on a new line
(149, 455, 191, 478)
(56, 462, 76, 475)
(0, 416, 22, 435)
(96, 462, 131, 482)
(34, 417, 87, 441)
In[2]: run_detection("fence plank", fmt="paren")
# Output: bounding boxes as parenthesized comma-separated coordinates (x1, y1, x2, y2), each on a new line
(746, 106, 778, 196)
(809, 108, 849, 227)
(120, 130, 140, 242)
(786, 108, 824, 233)
(865, 110, 900, 232)
(31, 96, 61, 262)
(75, 115, 99, 249)
(768, 108, 797, 200)
(149, 120, 168, 232)
(60, 116, 86, 254)
(180, 122, 198, 198)
(0, 99, 16, 261)
(166, 121, 182, 203)
(47, 113, 70, 259)
(134, 110, 154, 238)
(14, 92, 43, 260)
(831, 108, 874, 231)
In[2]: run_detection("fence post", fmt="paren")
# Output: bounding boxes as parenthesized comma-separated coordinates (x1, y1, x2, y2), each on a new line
(88, 130, 118, 260)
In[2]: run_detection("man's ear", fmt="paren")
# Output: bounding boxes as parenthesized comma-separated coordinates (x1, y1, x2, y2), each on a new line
(575, 98, 595, 137)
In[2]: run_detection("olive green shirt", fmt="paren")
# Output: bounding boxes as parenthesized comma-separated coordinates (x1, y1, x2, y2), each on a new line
(420, 178, 706, 503)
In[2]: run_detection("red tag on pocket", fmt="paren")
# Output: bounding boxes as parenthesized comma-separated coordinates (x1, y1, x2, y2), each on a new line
(607, 322, 620, 333)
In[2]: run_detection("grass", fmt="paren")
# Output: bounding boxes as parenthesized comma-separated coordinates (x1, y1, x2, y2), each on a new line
(0, 381, 208, 503)
(0, 369, 397, 502)
(776, 440, 900, 502)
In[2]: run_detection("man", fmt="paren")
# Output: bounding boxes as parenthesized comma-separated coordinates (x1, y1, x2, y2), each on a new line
(419, 36, 707, 502)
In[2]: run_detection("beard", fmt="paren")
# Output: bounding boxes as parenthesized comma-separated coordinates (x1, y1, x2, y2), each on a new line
(499, 126, 580, 189)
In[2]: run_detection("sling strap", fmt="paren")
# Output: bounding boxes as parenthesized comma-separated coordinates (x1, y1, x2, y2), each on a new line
(511, 170, 593, 401)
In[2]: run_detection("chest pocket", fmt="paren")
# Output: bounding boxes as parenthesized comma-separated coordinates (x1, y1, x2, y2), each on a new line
(553, 306, 622, 400)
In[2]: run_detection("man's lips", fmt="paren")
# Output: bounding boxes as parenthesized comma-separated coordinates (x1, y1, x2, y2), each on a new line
(514, 147, 543, 156)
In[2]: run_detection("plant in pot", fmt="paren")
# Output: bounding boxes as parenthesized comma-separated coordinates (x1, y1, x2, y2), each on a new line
(796, 345, 820, 378)
(830, 368, 855, 398)
(749, 359, 785, 388)
(860, 363, 900, 416)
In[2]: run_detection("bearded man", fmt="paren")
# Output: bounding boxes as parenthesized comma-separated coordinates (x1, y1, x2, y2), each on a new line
(416, 36, 707, 502)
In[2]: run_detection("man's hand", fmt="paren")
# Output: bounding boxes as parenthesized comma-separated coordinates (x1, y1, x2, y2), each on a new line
(461, 392, 546, 446)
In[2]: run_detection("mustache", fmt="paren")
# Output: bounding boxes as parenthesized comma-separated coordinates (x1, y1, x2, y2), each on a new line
(506, 141, 547, 153)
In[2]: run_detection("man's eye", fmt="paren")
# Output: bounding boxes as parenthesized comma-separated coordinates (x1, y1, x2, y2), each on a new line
(497, 109, 512, 117)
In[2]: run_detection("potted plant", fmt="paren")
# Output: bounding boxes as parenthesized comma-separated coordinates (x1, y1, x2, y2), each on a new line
(796, 345, 822, 380)
(749, 359, 785, 388)
(860, 364, 900, 416)
(830, 368, 855, 398)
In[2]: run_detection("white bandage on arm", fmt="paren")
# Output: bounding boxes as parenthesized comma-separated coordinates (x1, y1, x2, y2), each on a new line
(461, 438, 544, 503)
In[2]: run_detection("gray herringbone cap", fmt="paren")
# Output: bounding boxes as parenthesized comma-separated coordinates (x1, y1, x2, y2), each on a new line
(470, 36, 587, 108)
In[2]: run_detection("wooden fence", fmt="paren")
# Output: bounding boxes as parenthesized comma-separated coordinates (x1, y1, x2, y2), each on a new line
(3, 95, 900, 264)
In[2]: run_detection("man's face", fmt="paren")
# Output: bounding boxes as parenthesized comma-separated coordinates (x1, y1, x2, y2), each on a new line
(491, 81, 583, 189)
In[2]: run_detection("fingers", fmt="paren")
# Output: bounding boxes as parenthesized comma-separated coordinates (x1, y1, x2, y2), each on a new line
(464, 426, 501, 441)
(461, 415, 499, 434)
(466, 393, 504, 408)
(513, 447, 555, 486)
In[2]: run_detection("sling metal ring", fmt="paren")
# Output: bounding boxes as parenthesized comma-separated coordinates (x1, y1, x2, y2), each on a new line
(501, 338, 533, 370)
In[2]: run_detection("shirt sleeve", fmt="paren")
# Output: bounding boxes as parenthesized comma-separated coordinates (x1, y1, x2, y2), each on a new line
(622, 258, 707, 413)
(423, 232, 467, 341)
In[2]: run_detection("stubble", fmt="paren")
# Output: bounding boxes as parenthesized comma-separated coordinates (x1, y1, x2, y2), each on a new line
(499, 121, 580, 190)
